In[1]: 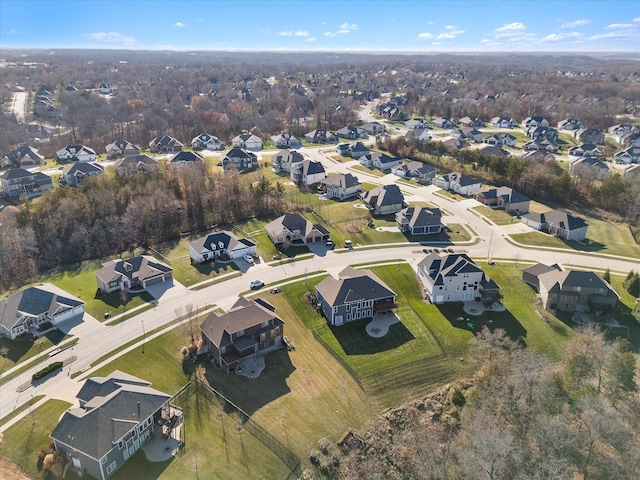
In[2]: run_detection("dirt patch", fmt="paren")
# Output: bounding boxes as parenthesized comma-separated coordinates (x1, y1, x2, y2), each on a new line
(0, 456, 30, 480)
(344, 224, 362, 234)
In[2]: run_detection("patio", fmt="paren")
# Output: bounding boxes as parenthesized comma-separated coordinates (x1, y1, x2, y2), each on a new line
(462, 300, 505, 316)
(366, 313, 400, 338)
(234, 344, 281, 379)
(141, 409, 184, 462)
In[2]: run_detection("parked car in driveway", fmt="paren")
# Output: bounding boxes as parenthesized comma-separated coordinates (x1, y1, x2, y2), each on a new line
(250, 280, 264, 290)
(243, 254, 254, 264)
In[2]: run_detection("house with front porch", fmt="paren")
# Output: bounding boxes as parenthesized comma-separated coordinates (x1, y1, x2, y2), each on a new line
(558, 118, 582, 131)
(396, 206, 443, 235)
(0, 285, 84, 340)
(359, 151, 402, 171)
(360, 184, 404, 215)
(0, 168, 53, 198)
(222, 148, 258, 172)
(417, 253, 500, 304)
(315, 266, 397, 326)
(189, 230, 257, 263)
(51, 371, 179, 480)
(490, 116, 517, 129)
(270, 133, 302, 149)
(522, 264, 618, 313)
(523, 116, 549, 129)
(57, 145, 97, 162)
(149, 135, 183, 153)
(320, 173, 361, 200)
(484, 133, 517, 148)
(568, 143, 604, 159)
(265, 213, 330, 247)
(473, 186, 530, 214)
(271, 149, 305, 173)
(434, 172, 483, 196)
(1, 145, 44, 167)
(95, 256, 173, 294)
(231, 133, 263, 151)
(105, 139, 141, 159)
(191, 133, 223, 151)
(614, 146, 640, 164)
(521, 209, 588, 241)
(200, 297, 284, 374)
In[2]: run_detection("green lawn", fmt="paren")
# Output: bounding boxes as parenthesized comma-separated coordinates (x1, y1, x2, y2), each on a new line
(0, 395, 45, 428)
(349, 164, 386, 177)
(472, 205, 518, 226)
(0, 330, 70, 377)
(433, 190, 467, 202)
(510, 217, 640, 259)
(0, 399, 72, 479)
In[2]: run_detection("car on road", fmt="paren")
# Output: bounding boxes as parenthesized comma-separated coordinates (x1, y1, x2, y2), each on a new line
(250, 280, 264, 290)
(243, 254, 254, 264)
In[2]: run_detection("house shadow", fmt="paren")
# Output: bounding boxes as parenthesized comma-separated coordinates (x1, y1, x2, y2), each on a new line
(437, 302, 528, 345)
(328, 318, 415, 356)
(193, 260, 240, 276)
(201, 349, 295, 416)
(94, 288, 155, 309)
(564, 237, 605, 253)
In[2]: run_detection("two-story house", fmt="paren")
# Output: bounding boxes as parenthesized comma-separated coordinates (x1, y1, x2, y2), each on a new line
(271, 150, 305, 173)
(291, 160, 326, 186)
(317, 173, 360, 200)
(200, 297, 284, 374)
(417, 253, 500, 304)
(0, 167, 53, 198)
(191, 133, 223, 151)
(569, 157, 610, 181)
(522, 264, 618, 313)
(360, 122, 387, 136)
(265, 213, 330, 246)
(60, 162, 104, 187)
(1, 285, 84, 340)
(51, 371, 180, 480)
(433, 172, 483, 196)
(222, 148, 258, 172)
(360, 184, 404, 215)
(396, 206, 443, 235)
(1, 145, 44, 167)
(315, 266, 397, 326)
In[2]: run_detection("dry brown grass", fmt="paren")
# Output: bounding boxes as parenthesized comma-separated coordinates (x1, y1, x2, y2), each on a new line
(0, 456, 29, 480)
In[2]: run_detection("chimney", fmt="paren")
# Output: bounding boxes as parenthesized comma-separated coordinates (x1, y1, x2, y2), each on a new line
(137, 401, 141, 421)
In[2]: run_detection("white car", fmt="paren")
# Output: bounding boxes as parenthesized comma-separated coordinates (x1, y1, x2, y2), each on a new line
(250, 280, 264, 290)
(243, 254, 254, 264)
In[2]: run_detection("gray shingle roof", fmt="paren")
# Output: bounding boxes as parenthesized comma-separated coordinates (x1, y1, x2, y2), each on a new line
(1, 286, 83, 331)
(315, 266, 396, 307)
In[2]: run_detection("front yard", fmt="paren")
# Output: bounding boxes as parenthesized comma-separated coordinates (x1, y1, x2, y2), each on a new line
(472, 204, 518, 226)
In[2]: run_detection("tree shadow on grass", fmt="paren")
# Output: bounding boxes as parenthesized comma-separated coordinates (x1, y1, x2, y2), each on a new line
(201, 349, 295, 416)
(326, 318, 415, 356)
(437, 302, 528, 345)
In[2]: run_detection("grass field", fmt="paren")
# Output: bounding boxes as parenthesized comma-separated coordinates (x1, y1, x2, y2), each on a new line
(0, 330, 70, 377)
(472, 205, 518, 226)
(510, 217, 640, 259)
(349, 164, 386, 177)
(0, 395, 45, 428)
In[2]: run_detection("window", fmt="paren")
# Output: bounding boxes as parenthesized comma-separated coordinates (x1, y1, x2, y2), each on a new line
(101, 457, 107, 465)
(106, 462, 117, 475)
(236, 329, 244, 337)
(118, 440, 124, 450)
(262, 320, 269, 328)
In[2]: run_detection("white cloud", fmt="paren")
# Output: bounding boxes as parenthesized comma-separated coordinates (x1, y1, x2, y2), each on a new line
(280, 30, 310, 37)
(445, 25, 456, 30)
(542, 32, 584, 42)
(324, 31, 335, 37)
(418, 32, 434, 39)
(173, 22, 188, 28)
(589, 30, 637, 40)
(495, 22, 526, 33)
(561, 19, 590, 28)
(436, 33, 456, 40)
(634, 18, 640, 23)
(605, 23, 634, 29)
(82, 32, 136, 46)
(324, 22, 357, 37)
(339, 22, 358, 31)
(305, 37, 316, 42)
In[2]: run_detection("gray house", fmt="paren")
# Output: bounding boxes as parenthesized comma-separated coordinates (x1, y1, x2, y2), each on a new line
(51, 371, 180, 480)
(521, 209, 588, 241)
(360, 184, 404, 215)
(473, 187, 530, 214)
(222, 148, 258, 172)
(396, 207, 443, 235)
(60, 162, 104, 187)
(115, 155, 159, 177)
(320, 173, 361, 200)
(95, 256, 173, 294)
(315, 266, 397, 326)
(0, 167, 53, 198)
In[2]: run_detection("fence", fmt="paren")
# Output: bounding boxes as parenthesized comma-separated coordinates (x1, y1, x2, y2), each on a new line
(311, 324, 366, 392)
(171, 376, 301, 479)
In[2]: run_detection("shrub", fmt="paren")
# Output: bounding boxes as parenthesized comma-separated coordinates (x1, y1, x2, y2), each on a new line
(448, 383, 466, 407)
(180, 346, 189, 357)
(32, 362, 63, 381)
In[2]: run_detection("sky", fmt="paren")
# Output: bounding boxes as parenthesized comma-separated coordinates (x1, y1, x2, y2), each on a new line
(1, 0, 639, 52)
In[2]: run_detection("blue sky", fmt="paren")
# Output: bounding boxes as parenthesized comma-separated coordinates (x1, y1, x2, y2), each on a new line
(1, 0, 639, 52)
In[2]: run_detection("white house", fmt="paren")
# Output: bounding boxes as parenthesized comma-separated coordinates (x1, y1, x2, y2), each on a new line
(232, 133, 263, 151)
(291, 160, 326, 186)
(57, 145, 97, 162)
(191, 133, 223, 150)
(189, 230, 257, 263)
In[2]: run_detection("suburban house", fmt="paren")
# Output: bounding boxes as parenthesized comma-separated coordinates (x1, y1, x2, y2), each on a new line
(570, 157, 610, 181)
(99, 82, 112, 94)
(360, 121, 387, 136)
(315, 266, 397, 326)
(95, 256, 173, 294)
(526, 126, 559, 141)
(359, 151, 402, 171)
(189, 230, 257, 264)
(396, 206, 444, 235)
(0, 286, 84, 340)
(473, 186, 530, 214)
(441, 138, 465, 151)
(231, 133, 263, 151)
(191, 133, 223, 151)
(608, 124, 639, 144)
(478, 145, 510, 157)
(377, 101, 402, 119)
(417, 253, 500, 304)
(433, 172, 483, 196)
(523, 116, 549, 129)
(105, 139, 141, 159)
(568, 143, 604, 158)
(271, 149, 305, 173)
(360, 184, 404, 215)
(336, 125, 367, 140)
(60, 162, 104, 187)
(392, 161, 437, 182)
(149, 135, 183, 153)
(115, 155, 159, 176)
(270, 133, 302, 149)
(57, 145, 97, 162)
(51, 371, 180, 480)
(458, 127, 483, 142)
(490, 116, 517, 129)
(576, 128, 605, 145)
(521, 209, 588, 241)
(0, 167, 53, 198)
(200, 297, 284, 374)
(265, 213, 330, 246)
(168, 151, 204, 168)
(1, 145, 44, 167)
(291, 160, 326, 186)
(431, 116, 455, 129)
(523, 150, 557, 163)
(484, 133, 517, 147)
(522, 264, 618, 313)
(304, 129, 333, 144)
(523, 138, 559, 152)
(614, 146, 640, 164)
(624, 164, 640, 177)
(338, 141, 370, 159)
(558, 118, 582, 131)
(404, 118, 428, 129)
(404, 128, 433, 142)
(222, 148, 258, 172)
(320, 173, 361, 200)
(458, 116, 483, 127)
